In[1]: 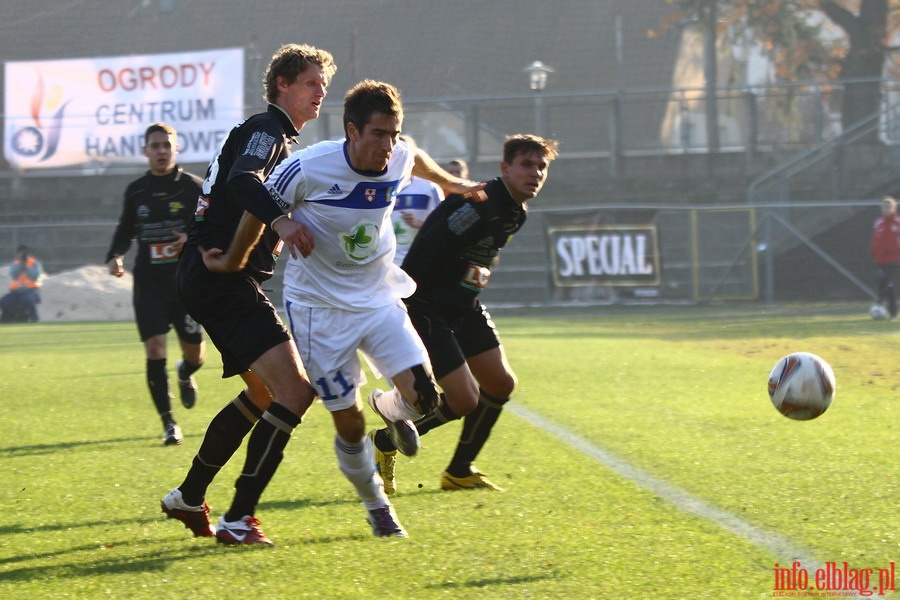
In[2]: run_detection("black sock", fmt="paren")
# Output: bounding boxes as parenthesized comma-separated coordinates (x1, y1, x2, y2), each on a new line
(415, 394, 460, 436)
(372, 395, 459, 453)
(179, 392, 261, 506)
(446, 390, 508, 477)
(177, 358, 202, 380)
(224, 402, 300, 522)
(147, 358, 172, 416)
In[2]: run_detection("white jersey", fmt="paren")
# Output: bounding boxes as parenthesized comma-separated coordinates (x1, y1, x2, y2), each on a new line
(391, 176, 444, 266)
(266, 139, 416, 311)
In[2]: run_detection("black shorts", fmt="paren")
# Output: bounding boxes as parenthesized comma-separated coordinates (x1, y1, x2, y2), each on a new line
(177, 245, 290, 378)
(133, 268, 203, 344)
(405, 297, 501, 380)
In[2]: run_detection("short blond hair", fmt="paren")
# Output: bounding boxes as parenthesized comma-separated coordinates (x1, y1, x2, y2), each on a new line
(263, 44, 336, 104)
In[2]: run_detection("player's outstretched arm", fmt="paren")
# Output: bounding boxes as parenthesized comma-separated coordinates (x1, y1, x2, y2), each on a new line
(411, 147, 486, 199)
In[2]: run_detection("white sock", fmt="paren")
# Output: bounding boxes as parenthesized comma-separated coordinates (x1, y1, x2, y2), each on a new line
(334, 434, 387, 510)
(373, 387, 422, 422)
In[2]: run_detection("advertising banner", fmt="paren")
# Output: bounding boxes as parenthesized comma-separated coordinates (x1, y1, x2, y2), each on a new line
(546, 210, 661, 289)
(4, 48, 243, 170)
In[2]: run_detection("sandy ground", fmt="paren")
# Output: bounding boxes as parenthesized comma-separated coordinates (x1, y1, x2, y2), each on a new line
(6, 264, 135, 322)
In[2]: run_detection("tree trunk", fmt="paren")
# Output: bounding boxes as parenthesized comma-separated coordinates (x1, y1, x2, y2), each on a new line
(820, 0, 887, 138)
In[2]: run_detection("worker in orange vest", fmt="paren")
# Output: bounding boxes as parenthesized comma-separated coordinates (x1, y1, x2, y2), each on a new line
(1, 245, 43, 322)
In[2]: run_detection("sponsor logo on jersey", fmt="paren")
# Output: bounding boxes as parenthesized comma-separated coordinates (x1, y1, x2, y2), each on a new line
(194, 195, 209, 221)
(138, 205, 150, 219)
(149, 242, 180, 264)
(339, 220, 380, 262)
(327, 184, 342, 195)
(448, 204, 480, 234)
(269, 188, 291, 211)
(243, 131, 275, 160)
(461, 264, 491, 291)
(169, 201, 184, 216)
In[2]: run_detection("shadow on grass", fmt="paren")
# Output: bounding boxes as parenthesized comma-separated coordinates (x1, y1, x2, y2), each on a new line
(0, 516, 153, 539)
(424, 572, 558, 590)
(260, 495, 361, 511)
(0, 540, 235, 583)
(0, 528, 374, 583)
(0, 435, 162, 457)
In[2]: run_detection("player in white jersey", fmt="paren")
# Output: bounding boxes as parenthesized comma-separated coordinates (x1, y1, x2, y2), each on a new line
(270, 137, 416, 309)
(266, 82, 438, 537)
(210, 79, 484, 538)
(392, 173, 444, 266)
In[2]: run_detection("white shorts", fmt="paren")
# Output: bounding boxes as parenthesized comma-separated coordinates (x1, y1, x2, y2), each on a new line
(284, 299, 429, 412)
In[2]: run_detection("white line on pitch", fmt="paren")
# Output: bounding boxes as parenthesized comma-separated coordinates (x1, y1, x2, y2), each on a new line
(506, 403, 852, 589)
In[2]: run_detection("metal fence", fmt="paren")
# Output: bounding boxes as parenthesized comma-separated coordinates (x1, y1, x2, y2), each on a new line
(479, 201, 877, 307)
(1, 201, 878, 310)
(295, 77, 900, 170)
(3, 76, 899, 182)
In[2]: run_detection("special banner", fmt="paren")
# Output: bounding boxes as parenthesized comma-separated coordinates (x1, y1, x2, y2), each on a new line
(546, 210, 661, 288)
(4, 48, 244, 170)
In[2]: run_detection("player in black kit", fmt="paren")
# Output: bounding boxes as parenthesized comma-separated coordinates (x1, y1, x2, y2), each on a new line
(370, 134, 559, 493)
(160, 44, 335, 545)
(106, 122, 206, 447)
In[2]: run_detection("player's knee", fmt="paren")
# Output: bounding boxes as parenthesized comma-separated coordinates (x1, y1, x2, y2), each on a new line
(245, 382, 274, 410)
(450, 390, 480, 416)
(484, 371, 517, 399)
(242, 371, 274, 409)
(333, 407, 366, 443)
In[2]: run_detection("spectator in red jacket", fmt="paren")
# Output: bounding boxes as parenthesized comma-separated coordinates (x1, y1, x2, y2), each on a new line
(870, 195, 900, 318)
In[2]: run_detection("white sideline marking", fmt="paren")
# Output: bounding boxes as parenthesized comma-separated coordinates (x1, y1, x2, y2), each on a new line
(508, 404, 827, 566)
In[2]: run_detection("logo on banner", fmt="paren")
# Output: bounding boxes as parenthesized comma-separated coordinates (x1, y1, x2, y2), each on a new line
(9, 73, 71, 163)
(549, 225, 660, 287)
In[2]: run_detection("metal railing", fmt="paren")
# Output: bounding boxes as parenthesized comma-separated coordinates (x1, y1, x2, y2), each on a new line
(3, 76, 899, 180)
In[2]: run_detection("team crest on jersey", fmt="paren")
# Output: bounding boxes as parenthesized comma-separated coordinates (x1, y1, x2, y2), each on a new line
(365, 188, 376, 202)
(339, 219, 380, 262)
(169, 201, 184, 216)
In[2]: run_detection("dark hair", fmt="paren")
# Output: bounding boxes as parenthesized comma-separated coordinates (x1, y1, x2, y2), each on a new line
(502, 134, 559, 165)
(144, 122, 176, 145)
(17, 244, 28, 254)
(263, 44, 336, 104)
(446, 158, 469, 177)
(343, 79, 403, 135)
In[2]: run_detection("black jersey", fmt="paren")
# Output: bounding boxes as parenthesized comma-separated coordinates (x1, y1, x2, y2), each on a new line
(188, 105, 298, 282)
(106, 166, 202, 275)
(402, 177, 526, 308)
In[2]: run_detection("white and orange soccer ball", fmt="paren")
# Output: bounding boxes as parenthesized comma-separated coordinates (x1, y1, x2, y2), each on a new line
(767, 352, 836, 421)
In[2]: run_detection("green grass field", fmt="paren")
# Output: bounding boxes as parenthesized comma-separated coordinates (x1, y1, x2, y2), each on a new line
(0, 304, 896, 599)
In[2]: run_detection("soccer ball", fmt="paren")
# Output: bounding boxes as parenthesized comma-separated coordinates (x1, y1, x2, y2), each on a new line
(767, 352, 835, 421)
(870, 304, 889, 320)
